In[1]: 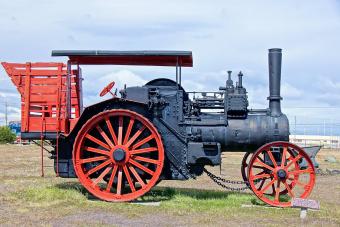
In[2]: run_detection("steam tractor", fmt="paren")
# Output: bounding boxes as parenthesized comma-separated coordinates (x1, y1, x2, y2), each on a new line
(2, 48, 316, 207)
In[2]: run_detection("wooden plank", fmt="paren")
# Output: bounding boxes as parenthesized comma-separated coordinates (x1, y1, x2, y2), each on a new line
(30, 86, 58, 94)
(30, 78, 59, 85)
(30, 94, 60, 102)
(29, 118, 66, 132)
(30, 77, 76, 85)
(13, 69, 68, 76)
(24, 63, 31, 131)
(30, 62, 65, 68)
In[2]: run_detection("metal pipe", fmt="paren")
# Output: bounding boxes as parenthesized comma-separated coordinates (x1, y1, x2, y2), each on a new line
(238, 71, 243, 88)
(226, 70, 233, 88)
(268, 48, 282, 116)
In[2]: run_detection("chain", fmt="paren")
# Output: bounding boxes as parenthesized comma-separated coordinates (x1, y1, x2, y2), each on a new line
(203, 168, 253, 191)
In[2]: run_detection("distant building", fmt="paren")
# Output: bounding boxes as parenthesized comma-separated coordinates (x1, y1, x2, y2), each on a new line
(290, 135, 340, 149)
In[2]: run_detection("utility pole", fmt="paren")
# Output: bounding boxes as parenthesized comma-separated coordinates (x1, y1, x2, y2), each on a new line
(5, 101, 8, 126)
(294, 116, 297, 139)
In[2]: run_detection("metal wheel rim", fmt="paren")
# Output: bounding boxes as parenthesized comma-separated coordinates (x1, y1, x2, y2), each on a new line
(248, 141, 315, 207)
(73, 109, 164, 202)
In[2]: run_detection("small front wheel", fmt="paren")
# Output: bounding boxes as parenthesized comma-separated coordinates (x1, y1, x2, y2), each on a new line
(248, 141, 315, 207)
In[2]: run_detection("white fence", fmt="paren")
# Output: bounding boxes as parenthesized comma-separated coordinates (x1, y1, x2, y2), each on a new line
(290, 135, 340, 149)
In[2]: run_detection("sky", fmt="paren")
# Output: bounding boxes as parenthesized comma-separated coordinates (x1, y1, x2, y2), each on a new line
(0, 0, 339, 135)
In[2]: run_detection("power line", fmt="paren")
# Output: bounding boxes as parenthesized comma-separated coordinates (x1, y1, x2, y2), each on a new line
(284, 106, 340, 109)
(293, 123, 340, 126)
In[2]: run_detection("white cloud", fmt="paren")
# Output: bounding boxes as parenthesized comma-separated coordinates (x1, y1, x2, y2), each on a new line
(0, 0, 339, 134)
(82, 69, 147, 106)
(281, 82, 302, 99)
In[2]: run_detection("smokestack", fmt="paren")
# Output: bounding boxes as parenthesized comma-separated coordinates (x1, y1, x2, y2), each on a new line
(226, 70, 233, 88)
(268, 48, 282, 116)
(237, 71, 243, 88)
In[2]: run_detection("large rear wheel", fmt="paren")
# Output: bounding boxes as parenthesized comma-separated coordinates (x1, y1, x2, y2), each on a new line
(73, 109, 164, 202)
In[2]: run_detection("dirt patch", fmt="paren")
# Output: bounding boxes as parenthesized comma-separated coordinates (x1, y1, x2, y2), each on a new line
(53, 212, 188, 227)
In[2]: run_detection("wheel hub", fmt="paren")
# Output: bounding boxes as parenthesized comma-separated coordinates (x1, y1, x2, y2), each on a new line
(277, 169, 287, 180)
(113, 148, 126, 162)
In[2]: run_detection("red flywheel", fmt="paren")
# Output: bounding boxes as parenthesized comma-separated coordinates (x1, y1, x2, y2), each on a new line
(73, 109, 164, 202)
(248, 141, 316, 207)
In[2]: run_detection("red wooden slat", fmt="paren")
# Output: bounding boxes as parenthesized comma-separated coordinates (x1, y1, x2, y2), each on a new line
(12, 69, 68, 76)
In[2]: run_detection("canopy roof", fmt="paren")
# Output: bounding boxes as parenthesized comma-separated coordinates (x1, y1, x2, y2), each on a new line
(51, 50, 193, 67)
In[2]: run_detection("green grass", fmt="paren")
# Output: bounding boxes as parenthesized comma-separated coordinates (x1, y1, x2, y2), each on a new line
(10, 182, 266, 216)
(10, 183, 313, 225)
(5, 181, 340, 226)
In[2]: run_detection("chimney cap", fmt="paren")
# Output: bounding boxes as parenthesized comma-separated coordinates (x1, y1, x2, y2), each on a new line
(269, 48, 282, 53)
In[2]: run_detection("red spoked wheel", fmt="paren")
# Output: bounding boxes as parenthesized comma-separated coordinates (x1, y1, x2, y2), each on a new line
(73, 109, 164, 202)
(99, 81, 115, 97)
(241, 152, 252, 188)
(248, 141, 315, 207)
(242, 151, 299, 195)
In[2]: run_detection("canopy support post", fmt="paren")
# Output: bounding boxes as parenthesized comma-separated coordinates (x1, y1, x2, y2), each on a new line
(176, 57, 178, 89)
(179, 65, 182, 86)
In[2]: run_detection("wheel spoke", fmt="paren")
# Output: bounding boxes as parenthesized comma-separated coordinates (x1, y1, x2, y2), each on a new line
(129, 165, 146, 187)
(260, 178, 276, 194)
(123, 165, 136, 192)
(118, 116, 123, 145)
(96, 125, 114, 148)
(251, 173, 271, 180)
(106, 165, 118, 192)
(80, 156, 108, 164)
(117, 167, 123, 195)
(257, 178, 266, 191)
(288, 168, 313, 175)
(92, 166, 111, 186)
(253, 165, 266, 169)
(123, 118, 135, 145)
(286, 154, 302, 169)
(105, 117, 118, 146)
(271, 180, 276, 196)
(85, 134, 110, 150)
(132, 135, 154, 150)
(254, 158, 274, 171)
(281, 147, 287, 168)
(125, 126, 146, 148)
(84, 146, 110, 156)
(275, 180, 281, 202)
(129, 159, 154, 175)
(283, 181, 295, 197)
(266, 149, 278, 168)
(133, 156, 159, 165)
(130, 147, 158, 155)
(86, 159, 111, 176)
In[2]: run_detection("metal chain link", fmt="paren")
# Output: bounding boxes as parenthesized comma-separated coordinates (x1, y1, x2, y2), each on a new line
(203, 168, 255, 191)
